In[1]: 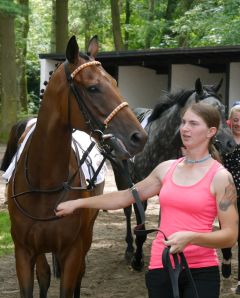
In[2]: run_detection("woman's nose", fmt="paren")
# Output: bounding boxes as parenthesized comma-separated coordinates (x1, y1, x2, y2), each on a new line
(181, 123, 189, 130)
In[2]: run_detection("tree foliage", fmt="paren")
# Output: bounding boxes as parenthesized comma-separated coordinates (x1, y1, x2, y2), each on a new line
(1, 0, 240, 142)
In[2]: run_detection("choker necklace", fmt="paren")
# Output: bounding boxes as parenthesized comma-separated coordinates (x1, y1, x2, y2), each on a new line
(184, 154, 211, 164)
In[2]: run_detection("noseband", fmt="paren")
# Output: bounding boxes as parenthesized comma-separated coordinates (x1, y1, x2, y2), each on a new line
(65, 60, 129, 134)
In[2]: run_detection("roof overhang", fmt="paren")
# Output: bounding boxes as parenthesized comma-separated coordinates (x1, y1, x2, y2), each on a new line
(39, 45, 240, 74)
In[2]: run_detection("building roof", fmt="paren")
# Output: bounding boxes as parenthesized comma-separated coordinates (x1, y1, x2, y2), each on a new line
(39, 45, 240, 74)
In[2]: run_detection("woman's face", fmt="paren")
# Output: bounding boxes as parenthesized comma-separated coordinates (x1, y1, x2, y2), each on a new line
(230, 111, 240, 136)
(180, 109, 214, 149)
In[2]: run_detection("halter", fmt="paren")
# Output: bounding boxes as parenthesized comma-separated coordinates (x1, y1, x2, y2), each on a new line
(65, 60, 129, 133)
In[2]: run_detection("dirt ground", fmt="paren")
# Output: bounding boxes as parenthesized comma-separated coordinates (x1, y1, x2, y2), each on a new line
(0, 144, 240, 298)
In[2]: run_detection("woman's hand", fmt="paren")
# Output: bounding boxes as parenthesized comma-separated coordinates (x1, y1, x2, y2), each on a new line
(55, 200, 78, 217)
(163, 231, 195, 254)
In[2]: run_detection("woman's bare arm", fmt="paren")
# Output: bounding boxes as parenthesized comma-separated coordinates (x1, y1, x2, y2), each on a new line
(55, 161, 168, 217)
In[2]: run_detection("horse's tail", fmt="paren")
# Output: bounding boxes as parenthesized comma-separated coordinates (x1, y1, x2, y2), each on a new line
(0, 119, 29, 171)
(52, 253, 61, 279)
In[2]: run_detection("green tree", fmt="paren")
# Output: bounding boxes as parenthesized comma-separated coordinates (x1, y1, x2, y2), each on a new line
(51, 0, 68, 53)
(0, 0, 20, 142)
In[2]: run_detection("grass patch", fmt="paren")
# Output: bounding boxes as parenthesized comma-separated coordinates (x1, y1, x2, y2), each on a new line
(0, 210, 13, 256)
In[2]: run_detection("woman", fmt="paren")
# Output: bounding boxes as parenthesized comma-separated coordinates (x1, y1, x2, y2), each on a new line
(56, 102, 238, 298)
(221, 102, 240, 294)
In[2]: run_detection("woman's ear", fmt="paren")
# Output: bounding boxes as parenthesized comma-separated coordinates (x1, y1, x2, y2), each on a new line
(208, 127, 217, 138)
(226, 119, 231, 128)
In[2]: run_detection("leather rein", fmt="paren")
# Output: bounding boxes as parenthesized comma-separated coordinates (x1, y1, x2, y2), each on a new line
(11, 60, 128, 221)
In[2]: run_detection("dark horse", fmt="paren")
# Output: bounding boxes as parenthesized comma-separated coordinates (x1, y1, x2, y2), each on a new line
(3, 35, 147, 297)
(110, 78, 236, 271)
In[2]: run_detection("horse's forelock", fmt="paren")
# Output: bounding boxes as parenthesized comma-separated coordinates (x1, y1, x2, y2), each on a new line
(79, 52, 90, 61)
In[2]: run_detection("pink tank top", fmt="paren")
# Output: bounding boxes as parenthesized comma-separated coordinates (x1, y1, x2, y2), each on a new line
(149, 158, 222, 269)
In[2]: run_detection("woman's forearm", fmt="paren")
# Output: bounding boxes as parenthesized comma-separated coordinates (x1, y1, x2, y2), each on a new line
(77, 189, 135, 210)
(165, 226, 238, 254)
(191, 228, 237, 249)
(55, 188, 136, 216)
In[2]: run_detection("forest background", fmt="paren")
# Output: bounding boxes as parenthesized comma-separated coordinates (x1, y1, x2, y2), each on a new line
(0, 0, 240, 143)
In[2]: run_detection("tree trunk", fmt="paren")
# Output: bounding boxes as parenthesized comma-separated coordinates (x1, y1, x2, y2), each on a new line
(0, 10, 18, 142)
(84, 1, 91, 51)
(51, 0, 56, 52)
(56, 0, 68, 53)
(124, 0, 131, 50)
(17, 0, 29, 112)
(145, 0, 155, 49)
(165, 0, 178, 20)
(51, 0, 68, 53)
(110, 0, 124, 51)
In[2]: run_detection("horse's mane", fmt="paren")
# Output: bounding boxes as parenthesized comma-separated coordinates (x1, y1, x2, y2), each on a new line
(148, 89, 194, 123)
(0, 118, 30, 171)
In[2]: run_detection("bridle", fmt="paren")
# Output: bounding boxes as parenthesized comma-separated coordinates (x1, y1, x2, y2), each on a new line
(11, 59, 129, 221)
(64, 60, 129, 135)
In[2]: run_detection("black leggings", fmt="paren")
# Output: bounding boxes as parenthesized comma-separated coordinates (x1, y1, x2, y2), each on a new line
(221, 199, 240, 280)
(145, 266, 220, 298)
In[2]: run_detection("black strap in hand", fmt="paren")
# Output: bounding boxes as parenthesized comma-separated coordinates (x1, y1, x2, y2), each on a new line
(162, 247, 199, 298)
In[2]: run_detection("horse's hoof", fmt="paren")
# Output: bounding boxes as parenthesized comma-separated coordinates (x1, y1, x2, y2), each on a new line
(131, 256, 144, 271)
(125, 249, 134, 264)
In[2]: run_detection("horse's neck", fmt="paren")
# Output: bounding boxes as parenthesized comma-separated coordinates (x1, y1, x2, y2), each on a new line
(26, 119, 72, 187)
(133, 109, 182, 180)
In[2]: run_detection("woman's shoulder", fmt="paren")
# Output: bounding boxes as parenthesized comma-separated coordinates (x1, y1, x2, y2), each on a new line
(153, 159, 178, 180)
(212, 166, 234, 189)
(157, 159, 178, 170)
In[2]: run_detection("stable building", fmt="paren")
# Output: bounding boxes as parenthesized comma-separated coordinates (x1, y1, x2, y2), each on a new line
(39, 45, 240, 112)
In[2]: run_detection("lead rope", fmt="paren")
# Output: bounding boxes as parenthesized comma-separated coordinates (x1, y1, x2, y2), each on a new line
(122, 160, 198, 298)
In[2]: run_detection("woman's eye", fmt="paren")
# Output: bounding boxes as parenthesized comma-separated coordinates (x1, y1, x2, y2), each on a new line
(87, 86, 99, 93)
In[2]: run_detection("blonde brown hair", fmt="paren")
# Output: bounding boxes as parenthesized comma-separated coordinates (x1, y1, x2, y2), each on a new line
(229, 105, 240, 119)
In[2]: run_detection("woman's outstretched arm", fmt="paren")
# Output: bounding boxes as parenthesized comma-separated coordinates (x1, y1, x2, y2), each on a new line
(55, 162, 165, 217)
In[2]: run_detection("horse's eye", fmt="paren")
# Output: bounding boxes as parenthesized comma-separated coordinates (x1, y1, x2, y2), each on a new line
(87, 86, 99, 93)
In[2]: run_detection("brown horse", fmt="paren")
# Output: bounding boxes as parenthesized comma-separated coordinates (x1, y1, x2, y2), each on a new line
(6, 35, 147, 298)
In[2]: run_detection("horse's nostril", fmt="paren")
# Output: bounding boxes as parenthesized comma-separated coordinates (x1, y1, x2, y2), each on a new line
(227, 140, 235, 148)
(131, 131, 147, 146)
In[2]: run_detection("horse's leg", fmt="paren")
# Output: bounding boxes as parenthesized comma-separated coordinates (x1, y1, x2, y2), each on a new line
(59, 248, 85, 298)
(35, 254, 51, 298)
(110, 161, 135, 263)
(15, 246, 35, 298)
(123, 205, 135, 263)
(131, 201, 148, 271)
(73, 264, 85, 298)
(52, 253, 61, 278)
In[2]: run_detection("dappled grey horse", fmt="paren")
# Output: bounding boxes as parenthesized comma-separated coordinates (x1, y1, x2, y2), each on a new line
(111, 78, 236, 271)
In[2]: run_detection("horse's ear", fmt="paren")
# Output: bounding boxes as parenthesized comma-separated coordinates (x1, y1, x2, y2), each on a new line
(212, 78, 223, 93)
(195, 78, 204, 97)
(195, 78, 204, 101)
(66, 36, 79, 64)
(87, 35, 99, 58)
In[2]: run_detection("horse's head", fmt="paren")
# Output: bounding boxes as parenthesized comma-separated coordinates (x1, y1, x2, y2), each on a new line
(54, 36, 147, 159)
(191, 78, 236, 155)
